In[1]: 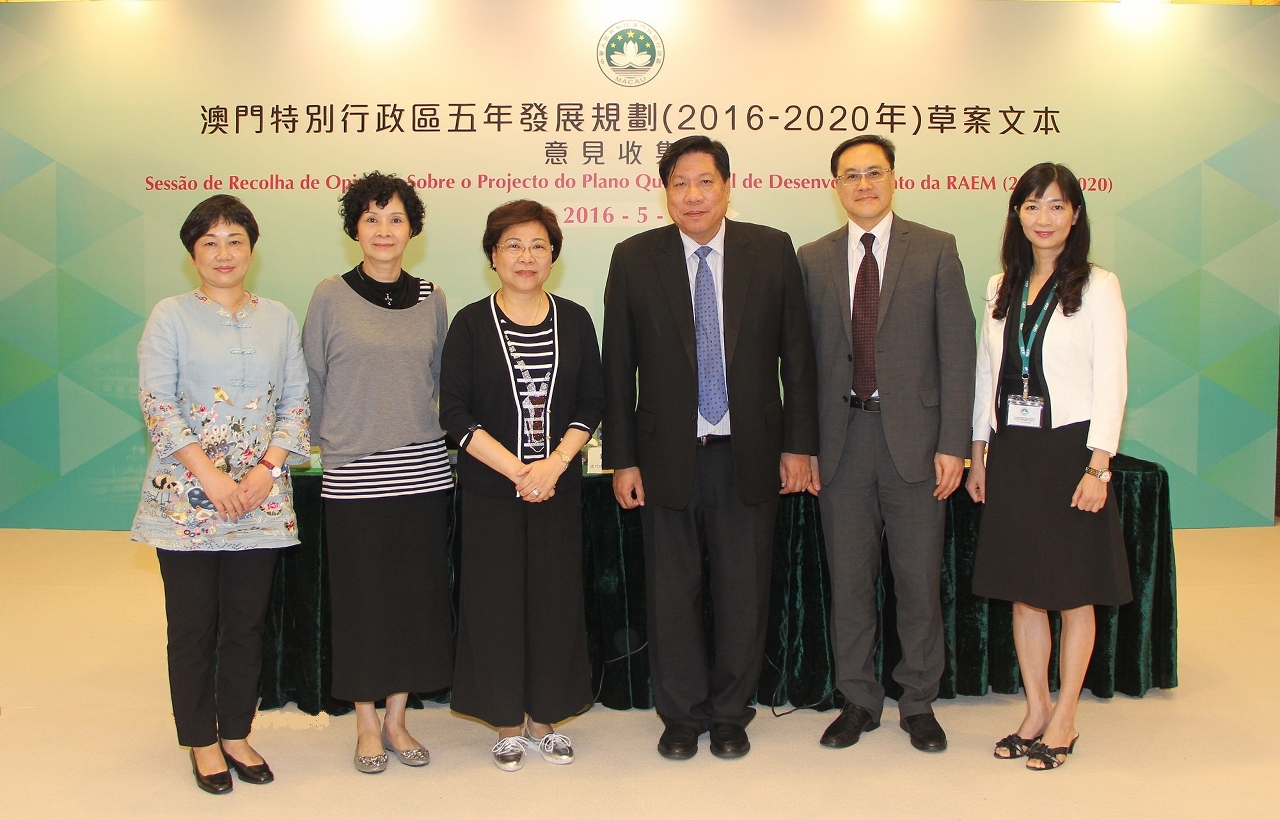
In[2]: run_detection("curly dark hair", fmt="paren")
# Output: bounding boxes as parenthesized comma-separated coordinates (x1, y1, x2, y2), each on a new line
(992, 163, 1091, 321)
(481, 199, 563, 267)
(339, 172, 424, 239)
(179, 195, 259, 255)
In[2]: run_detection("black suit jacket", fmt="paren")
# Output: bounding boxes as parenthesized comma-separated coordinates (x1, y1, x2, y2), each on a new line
(601, 220, 819, 508)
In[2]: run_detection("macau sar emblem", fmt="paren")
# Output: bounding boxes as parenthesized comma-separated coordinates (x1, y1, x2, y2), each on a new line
(597, 21, 664, 87)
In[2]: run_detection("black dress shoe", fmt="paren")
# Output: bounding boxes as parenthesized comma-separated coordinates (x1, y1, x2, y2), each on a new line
(223, 750, 275, 784)
(820, 703, 879, 748)
(709, 723, 750, 759)
(189, 750, 233, 795)
(900, 713, 947, 752)
(657, 724, 700, 760)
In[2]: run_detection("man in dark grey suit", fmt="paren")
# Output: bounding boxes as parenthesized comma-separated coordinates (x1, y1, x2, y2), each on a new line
(797, 135, 975, 752)
(603, 136, 818, 760)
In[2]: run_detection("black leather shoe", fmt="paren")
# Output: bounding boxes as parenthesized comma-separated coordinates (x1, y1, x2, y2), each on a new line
(709, 723, 750, 759)
(657, 724, 700, 760)
(189, 750, 233, 795)
(820, 703, 879, 748)
(223, 750, 275, 784)
(900, 713, 948, 752)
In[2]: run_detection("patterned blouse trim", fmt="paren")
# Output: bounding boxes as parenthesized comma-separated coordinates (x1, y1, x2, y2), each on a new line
(192, 289, 260, 321)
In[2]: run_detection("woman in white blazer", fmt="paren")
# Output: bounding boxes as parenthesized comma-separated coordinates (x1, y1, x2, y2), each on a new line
(965, 163, 1131, 772)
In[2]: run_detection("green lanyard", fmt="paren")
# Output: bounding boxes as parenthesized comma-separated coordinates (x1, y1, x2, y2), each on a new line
(1018, 276, 1057, 398)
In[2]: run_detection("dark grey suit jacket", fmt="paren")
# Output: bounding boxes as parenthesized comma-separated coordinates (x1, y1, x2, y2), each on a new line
(602, 220, 819, 508)
(797, 216, 976, 485)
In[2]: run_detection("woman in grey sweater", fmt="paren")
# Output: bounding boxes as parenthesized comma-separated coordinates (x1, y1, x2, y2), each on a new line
(303, 173, 452, 774)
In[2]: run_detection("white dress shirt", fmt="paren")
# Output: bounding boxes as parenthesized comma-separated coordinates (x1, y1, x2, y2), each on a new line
(680, 220, 731, 436)
(847, 211, 893, 397)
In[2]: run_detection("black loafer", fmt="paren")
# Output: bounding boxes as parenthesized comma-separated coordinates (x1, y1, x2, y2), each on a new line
(820, 703, 880, 748)
(657, 724, 700, 760)
(189, 750, 233, 795)
(900, 713, 947, 752)
(224, 750, 275, 784)
(709, 722, 750, 759)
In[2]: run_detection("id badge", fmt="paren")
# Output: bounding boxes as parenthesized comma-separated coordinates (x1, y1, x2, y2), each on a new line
(1006, 394, 1044, 428)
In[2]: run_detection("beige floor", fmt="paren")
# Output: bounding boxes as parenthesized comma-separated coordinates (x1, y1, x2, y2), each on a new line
(1, 525, 1277, 819)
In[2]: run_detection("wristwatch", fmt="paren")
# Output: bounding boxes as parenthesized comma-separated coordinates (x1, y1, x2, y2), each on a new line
(260, 459, 283, 479)
(553, 449, 573, 465)
(1084, 466, 1112, 483)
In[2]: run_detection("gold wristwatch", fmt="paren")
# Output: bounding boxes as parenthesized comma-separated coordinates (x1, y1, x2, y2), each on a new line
(1084, 466, 1112, 483)
(553, 449, 573, 464)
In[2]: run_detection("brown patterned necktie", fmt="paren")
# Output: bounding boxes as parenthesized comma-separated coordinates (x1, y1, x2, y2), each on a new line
(851, 232, 879, 399)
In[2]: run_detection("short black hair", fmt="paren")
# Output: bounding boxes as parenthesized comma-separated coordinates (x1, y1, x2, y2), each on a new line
(339, 172, 425, 239)
(179, 195, 259, 255)
(482, 199, 564, 266)
(658, 135, 731, 185)
(829, 135, 897, 176)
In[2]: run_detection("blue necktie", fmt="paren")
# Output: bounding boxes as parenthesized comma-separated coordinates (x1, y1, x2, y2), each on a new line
(694, 246, 728, 425)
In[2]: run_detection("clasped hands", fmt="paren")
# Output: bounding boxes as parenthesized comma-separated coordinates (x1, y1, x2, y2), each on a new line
(510, 456, 566, 503)
(199, 463, 278, 522)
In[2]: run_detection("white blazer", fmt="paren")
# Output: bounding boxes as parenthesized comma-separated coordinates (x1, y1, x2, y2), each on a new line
(972, 266, 1128, 455)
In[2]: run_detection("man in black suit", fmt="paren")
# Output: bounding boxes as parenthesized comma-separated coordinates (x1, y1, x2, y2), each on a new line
(602, 135, 818, 760)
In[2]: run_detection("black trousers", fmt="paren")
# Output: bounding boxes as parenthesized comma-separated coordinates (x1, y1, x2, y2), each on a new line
(451, 485, 592, 728)
(156, 547, 280, 748)
(640, 440, 778, 730)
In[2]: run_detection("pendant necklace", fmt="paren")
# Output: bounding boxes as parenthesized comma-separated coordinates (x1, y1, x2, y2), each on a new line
(358, 264, 397, 306)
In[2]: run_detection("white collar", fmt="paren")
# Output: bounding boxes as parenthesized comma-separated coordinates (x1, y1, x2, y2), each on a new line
(679, 219, 727, 260)
(847, 211, 893, 249)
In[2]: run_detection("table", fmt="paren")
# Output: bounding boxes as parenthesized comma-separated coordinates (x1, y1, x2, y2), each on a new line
(259, 455, 1177, 715)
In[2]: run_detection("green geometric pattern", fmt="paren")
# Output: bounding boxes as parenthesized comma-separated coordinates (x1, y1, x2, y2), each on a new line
(0, 127, 147, 528)
(1117, 110, 1280, 526)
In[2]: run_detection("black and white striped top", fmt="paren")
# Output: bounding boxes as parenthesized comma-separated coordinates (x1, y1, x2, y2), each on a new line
(321, 278, 453, 500)
(483, 300, 590, 463)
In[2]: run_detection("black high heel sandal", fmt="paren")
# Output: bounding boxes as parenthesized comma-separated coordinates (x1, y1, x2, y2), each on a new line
(993, 732, 1042, 759)
(1025, 735, 1079, 770)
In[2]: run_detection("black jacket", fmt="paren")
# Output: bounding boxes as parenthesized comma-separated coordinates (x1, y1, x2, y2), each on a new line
(440, 293, 604, 498)
(601, 220, 819, 508)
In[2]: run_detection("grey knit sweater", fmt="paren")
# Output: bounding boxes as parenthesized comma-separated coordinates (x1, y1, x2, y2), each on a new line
(302, 275, 448, 470)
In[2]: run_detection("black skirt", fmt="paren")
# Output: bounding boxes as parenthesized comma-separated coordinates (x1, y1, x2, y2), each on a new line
(325, 492, 454, 702)
(972, 421, 1132, 611)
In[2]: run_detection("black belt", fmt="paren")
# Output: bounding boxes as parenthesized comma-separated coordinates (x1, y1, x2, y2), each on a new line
(696, 434, 732, 446)
(850, 395, 881, 412)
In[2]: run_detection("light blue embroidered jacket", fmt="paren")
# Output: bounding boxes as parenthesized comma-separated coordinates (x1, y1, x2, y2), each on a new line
(131, 291, 310, 551)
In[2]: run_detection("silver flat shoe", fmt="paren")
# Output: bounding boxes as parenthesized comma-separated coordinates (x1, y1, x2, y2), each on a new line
(523, 726, 574, 765)
(491, 736, 527, 772)
(382, 729, 429, 767)
(353, 746, 389, 774)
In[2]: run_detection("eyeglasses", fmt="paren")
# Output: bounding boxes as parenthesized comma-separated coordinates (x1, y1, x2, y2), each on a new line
(496, 240, 552, 258)
(835, 168, 892, 186)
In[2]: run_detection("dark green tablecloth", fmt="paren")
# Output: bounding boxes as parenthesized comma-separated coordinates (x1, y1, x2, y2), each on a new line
(260, 454, 1177, 715)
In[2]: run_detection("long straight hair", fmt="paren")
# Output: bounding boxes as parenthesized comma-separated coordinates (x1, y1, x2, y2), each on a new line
(992, 163, 1091, 320)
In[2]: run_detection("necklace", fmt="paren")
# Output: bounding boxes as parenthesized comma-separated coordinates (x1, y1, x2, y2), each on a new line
(497, 293, 552, 456)
(496, 290, 547, 325)
(358, 264, 399, 306)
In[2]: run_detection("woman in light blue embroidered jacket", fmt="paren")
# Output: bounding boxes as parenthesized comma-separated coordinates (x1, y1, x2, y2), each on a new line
(131, 195, 309, 795)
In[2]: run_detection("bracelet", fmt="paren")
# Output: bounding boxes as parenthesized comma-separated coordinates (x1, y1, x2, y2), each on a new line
(553, 449, 573, 465)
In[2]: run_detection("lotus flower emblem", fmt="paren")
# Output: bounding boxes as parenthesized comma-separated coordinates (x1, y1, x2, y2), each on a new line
(610, 39, 652, 68)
